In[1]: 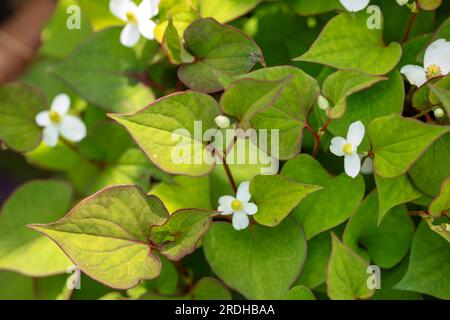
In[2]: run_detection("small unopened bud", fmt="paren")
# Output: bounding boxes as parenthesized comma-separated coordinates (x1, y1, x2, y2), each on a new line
(317, 95, 330, 111)
(410, 2, 418, 13)
(396, 0, 409, 6)
(433, 107, 445, 119)
(441, 223, 450, 232)
(215, 115, 230, 129)
(307, 17, 317, 29)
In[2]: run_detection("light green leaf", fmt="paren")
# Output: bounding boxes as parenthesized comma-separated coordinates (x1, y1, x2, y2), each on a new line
(51, 28, 154, 113)
(237, 66, 320, 159)
(319, 71, 404, 152)
(0, 83, 46, 152)
(192, 277, 232, 300)
(321, 70, 386, 119)
(29, 186, 169, 289)
(150, 175, 212, 213)
(221, 78, 289, 129)
(203, 220, 307, 299)
(395, 222, 450, 299)
(0, 271, 33, 300)
(409, 133, 450, 197)
(0, 180, 72, 276)
(285, 0, 341, 16)
(250, 174, 322, 227)
(111, 91, 220, 177)
(429, 178, 450, 218)
(429, 83, 450, 116)
(375, 174, 423, 224)
(162, 18, 195, 65)
(150, 209, 213, 261)
(79, 0, 122, 31)
(327, 234, 374, 300)
(422, 216, 450, 242)
(343, 192, 415, 268)
(284, 285, 316, 300)
(369, 114, 450, 178)
(199, 0, 261, 23)
(294, 12, 402, 75)
(281, 154, 365, 240)
(178, 18, 264, 93)
(296, 231, 331, 289)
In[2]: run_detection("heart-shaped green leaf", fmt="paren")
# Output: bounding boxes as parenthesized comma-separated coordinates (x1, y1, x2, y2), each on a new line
(221, 77, 289, 129)
(162, 18, 195, 65)
(375, 174, 423, 224)
(150, 209, 213, 261)
(409, 133, 450, 197)
(369, 114, 450, 178)
(429, 83, 450, 116)
(429, 178, 450, 218)
(327, 234, 374, 300)
(0, 180, 72, 276)
(395, 222, 450, 299)
(51, 28, 154, 113)
(237, 66, 320, 159)
(30, 186, 169, 289)
(284, 285, 316, 300)
(0, 83, 46, 152)
(343, 192, 414, 268)
(111, 91, 220, 177)
(203, 220, 307, 299)
(322, 70, 386, 119)
(281, 154, 365, 239)
(294, 12, 402, 75)
(250, 174, 322, 227)
(178, 18, 264, 93)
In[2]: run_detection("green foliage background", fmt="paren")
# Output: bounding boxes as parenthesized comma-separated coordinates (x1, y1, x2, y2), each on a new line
(0, 0, 449, 300)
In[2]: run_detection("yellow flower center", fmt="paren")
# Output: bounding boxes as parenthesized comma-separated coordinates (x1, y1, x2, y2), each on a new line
(126, 11, 138, 24)
(49, 111, 62, 124)
(426, 64, 441, 79)
(231, 199, 243, 211)
(343, 143, 353, 155)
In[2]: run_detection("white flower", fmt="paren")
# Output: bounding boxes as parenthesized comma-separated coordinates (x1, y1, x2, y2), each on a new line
(339, 0, 370, 12)
(396, 0, 409, 5)
(110, 0, 159, 47)
(218, 181, 258, 231)
(400, 39, 450, 87)
(330, 121, 365, 178)
(35, 94, 87, 147)
(215, 115, 231, 129)
(360, 155, 374, 175)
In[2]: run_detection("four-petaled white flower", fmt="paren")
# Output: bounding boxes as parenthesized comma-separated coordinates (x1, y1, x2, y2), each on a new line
(35, 94, 87, 147)
(401, 39, 450, 87)
(110, 0, 159, 47)
(330, 121, 365, 178)
(339, 0, 370, 12)
(218, 181, 258, 231)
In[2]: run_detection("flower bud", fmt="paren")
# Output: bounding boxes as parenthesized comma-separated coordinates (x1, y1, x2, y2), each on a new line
(317, 95, 330, 111)
(433, 107, 445, 119)
(396, 0, 409, 5)
(215, 115, 231, 129)
(307, 17, 317, 29)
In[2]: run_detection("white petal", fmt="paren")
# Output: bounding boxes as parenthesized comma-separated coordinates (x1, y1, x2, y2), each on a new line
(120, 24, 140, 47)
(51, 94, 70, 115)
(400, 65, 427, 87)
(347, 121, 365, 147)
(339, 0, 370, 12)
(330, 137, 346, 157)
(360, 156, 374, 175)
(35, 111, 50, 127)
(232, 212, 249, 231)
(344, 153, 361, 178)
(424, 39, 450, 74)
(43, 125, 59, 147)
(59, 115, 87, 143)
(236, 181, 251, 203)
(110, 0, 137, 21)
(218, 196, 234, 215)
(138, 19, 156, 40)
(244, 202, 258, 215)
(137, 0, 159, 19)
